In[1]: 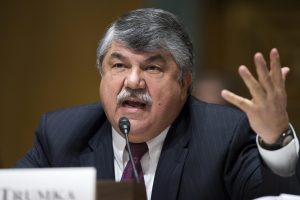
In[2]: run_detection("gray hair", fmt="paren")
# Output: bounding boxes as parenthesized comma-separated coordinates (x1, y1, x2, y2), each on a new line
(96, 8, 194, 82)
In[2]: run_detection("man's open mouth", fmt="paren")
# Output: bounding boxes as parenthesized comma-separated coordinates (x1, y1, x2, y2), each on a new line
(122, 99, 147, 109)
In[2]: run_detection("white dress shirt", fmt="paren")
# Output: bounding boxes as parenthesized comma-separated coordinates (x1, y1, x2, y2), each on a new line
(112, 125, 299, 200)
(112, 126, 169, 200)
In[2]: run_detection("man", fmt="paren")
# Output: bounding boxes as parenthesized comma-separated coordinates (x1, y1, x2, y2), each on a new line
(16, 8, 300, 199)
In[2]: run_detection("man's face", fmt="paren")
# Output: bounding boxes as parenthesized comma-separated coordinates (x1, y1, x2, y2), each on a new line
(100, 40, 191, 142)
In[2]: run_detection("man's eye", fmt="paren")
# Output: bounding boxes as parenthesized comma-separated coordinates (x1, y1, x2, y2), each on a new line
(112, 63, 126, 68)
(146, 65, 161, 72)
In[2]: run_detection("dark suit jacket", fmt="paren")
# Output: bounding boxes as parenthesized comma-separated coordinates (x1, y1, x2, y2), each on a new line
(16, 96, 300, 199)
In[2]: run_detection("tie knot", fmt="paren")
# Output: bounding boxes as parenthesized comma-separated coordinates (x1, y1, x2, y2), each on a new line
(129, 142, 148, 160)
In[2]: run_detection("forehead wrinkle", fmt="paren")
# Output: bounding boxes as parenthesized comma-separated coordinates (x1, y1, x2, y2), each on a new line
(108, 52, 128, 62)
(143, 54, 167, 65)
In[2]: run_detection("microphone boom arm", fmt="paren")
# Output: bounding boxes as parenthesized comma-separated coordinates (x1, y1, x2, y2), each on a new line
(119, 117, 140, 183)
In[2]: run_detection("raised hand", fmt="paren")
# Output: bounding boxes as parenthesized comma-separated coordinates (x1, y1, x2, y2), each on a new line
(221, 48, 290, 144)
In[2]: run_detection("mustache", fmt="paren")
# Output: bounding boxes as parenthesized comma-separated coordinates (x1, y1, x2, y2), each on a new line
(117, 88, 152, 106)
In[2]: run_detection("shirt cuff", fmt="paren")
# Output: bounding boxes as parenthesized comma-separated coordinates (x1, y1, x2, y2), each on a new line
(256, 124, 299, 177)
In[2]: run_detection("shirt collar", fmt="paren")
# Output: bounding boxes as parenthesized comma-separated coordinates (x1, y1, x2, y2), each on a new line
(112, 126, 170, 166)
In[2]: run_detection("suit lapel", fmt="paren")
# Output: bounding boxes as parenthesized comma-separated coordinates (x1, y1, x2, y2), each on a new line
(79, 120, 115, 180)
(151, 102, 192, 200)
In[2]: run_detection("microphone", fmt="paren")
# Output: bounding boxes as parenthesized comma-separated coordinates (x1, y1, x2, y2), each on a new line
(118, 117, 140, 183)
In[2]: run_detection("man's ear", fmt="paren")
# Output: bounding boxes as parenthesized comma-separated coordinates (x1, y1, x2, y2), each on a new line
(182, 72, 192, 90)
(180, 72, 193, 101)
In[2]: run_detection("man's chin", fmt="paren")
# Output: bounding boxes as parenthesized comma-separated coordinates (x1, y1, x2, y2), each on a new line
(116, 111, 150, 123)
(128, 133, 151, 143)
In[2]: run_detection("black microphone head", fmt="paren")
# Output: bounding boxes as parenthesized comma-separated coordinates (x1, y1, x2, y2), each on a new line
(118, 117, 130, 135)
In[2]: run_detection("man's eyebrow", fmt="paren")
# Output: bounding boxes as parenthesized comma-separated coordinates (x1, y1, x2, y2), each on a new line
(144, 54, 166, 63)
(108, 52, 166, 64)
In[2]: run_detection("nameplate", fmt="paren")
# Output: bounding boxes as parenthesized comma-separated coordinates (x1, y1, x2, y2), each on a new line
(0, 167, 96, 200)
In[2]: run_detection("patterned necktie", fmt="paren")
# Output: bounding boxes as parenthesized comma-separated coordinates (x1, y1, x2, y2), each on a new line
(121, 142, 148, 183)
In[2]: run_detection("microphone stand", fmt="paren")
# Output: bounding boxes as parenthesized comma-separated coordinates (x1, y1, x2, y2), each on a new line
(119, 117, 140, 183)
(123, 128, 140, 183)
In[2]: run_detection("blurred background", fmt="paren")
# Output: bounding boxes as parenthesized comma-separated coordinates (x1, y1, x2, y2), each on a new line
(1, 0, 300, 168)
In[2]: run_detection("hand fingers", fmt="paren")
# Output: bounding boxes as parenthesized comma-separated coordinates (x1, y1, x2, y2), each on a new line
(270, 48, 283, 85)
(238, 65, 266, 101)
(221, 89, 252, 113)
(254, 52, 273, 92)
(281, 67, 290, 82)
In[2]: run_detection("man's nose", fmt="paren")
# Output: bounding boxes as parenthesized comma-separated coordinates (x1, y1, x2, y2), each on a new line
(124, 68, 145, 89)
